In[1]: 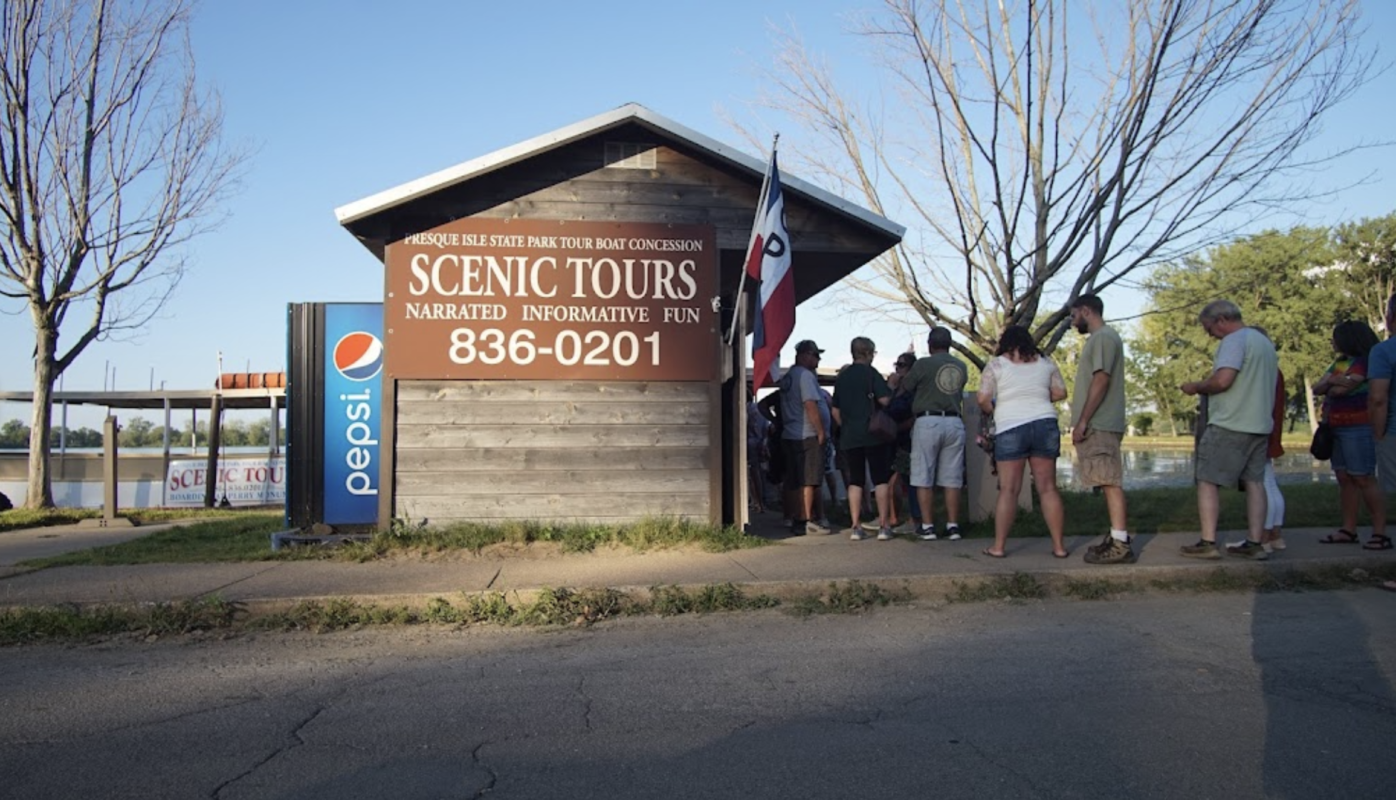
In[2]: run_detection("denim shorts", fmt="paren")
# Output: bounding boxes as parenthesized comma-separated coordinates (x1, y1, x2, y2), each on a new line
(1331, 424, 1376, 477)
(994, 417, 1061, 461)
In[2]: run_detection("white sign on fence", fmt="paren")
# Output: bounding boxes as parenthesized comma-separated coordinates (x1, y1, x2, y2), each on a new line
(166, 457, 286, 507)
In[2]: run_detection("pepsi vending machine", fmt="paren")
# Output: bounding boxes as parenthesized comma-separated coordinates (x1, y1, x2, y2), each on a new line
(286, 302, 383, 530)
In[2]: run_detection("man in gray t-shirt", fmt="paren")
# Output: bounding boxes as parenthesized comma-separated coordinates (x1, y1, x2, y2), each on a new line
(1069, 294, 1134, 565)
(1180, 299, 1278, 561)
(776, 340, 830, 536)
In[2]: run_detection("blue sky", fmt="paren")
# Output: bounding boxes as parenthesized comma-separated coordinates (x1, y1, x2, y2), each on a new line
(2, 0, 1392, 428)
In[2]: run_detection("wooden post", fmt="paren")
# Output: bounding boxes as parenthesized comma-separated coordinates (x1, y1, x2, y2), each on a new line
(103, 415, 119, 521)
(204, 395, 222, 508)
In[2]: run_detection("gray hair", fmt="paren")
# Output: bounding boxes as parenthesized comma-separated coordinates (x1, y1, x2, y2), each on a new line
(1199, 300, 1243, 325)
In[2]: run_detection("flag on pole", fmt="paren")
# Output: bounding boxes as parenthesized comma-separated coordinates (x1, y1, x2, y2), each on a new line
(746, 152, 794, 389)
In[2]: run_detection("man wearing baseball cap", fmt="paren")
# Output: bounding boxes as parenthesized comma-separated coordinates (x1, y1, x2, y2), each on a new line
(778, 340, 831, 535)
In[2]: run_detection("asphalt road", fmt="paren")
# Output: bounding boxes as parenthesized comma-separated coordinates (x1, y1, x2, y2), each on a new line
(2, 590, 1394, 799)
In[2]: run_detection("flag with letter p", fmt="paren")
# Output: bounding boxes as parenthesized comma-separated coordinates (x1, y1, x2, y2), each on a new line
(746, 152, 794, 389)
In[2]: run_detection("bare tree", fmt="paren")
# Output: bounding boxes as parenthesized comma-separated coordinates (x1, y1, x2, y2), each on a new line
(742, 0, 1377, 365)
(0, 0, 245, 507)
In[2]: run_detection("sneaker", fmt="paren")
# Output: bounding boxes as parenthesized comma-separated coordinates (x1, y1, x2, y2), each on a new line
(918, 524, 937, 541)
(893, 522, 915, 535)
(849, 528, 869, 541)
(944, 524, 963, 541)
(805, 520, 832, 536)
(1225, 540, 1269, 560)
(1243, 536, 1276, 554)
(860, 520, 880, 532)
(788, 520, 804, 536)
(1180, 540, 1221, 560)
(1269, 536, 1286, 551)
(816, 518, 835, 531)
(877, 526, 895, 541)
(1084, 536, 1136, 565)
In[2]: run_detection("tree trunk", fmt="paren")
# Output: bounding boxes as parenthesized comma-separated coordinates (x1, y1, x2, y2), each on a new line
(1303, 375, 1320, 433)
(26, 331, 57, 509)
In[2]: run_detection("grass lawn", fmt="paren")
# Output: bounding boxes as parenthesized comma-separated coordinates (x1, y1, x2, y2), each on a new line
(2, 481, 1371, 567)
(7, 512, 766, 568)
(0, 505, 280, 534)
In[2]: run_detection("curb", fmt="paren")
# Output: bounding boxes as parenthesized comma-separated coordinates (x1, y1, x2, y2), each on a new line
(198, 554, 1396, 620)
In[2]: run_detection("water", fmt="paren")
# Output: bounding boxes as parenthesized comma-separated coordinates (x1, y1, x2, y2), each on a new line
(1057, 449, 1337, 491)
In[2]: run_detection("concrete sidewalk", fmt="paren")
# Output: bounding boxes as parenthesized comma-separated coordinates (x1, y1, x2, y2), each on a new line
(0, 514, 1392, 609)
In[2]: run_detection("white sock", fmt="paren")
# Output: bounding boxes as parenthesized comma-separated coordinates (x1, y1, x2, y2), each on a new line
(1111, 529, 1130, 542)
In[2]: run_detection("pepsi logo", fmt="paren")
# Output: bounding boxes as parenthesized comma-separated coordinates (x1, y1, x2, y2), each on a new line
(333, 331, 383, 381)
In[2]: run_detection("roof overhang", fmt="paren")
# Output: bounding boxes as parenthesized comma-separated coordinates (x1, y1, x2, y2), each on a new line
(335, 102, 905, 251)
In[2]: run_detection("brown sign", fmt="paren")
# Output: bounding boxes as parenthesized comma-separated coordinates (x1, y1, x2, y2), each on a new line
(384, 219, 718, 381)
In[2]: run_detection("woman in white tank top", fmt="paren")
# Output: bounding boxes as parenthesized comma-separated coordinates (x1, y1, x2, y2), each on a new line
(976, 325, 1068, 558)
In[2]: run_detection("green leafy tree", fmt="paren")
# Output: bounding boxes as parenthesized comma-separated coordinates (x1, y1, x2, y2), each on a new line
(1135, 226, 1361, 432)
(0, 419, 29, 448)
(1130, 413, 1154, 438)
(1330, 212, 1396, 332)
(117, 417, 157, 449)
(220, 419, 249, 447)
(64, 427, 103, 448)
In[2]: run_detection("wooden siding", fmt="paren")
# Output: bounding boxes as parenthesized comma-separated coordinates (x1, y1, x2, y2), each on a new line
(394, 380, 712, 526)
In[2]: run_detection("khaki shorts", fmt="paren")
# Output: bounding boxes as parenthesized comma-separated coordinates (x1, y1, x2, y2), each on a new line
(1195, 425, 1268, 486)
(1074, 429, 1123, 488)
(782, 437, 824, 490)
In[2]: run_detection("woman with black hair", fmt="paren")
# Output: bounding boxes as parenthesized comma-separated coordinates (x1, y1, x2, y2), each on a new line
(1315, 319, 1388, 550)
(976, 325, 1069, 558)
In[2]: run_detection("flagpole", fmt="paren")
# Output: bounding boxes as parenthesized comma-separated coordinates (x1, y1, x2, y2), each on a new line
(725, 133, 779, 346)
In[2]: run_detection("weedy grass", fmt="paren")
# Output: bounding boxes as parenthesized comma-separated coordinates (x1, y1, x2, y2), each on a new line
(787, 579, 912, 616)
(327, 516, 766, 561)
(9, 513, 767, 567)
(0, 597, 244, 644)
(0, 506, 278, 534)
(0, 583, 786, 643)
(947, 572, 1049, 603)
(1063, 576, 1137, 601)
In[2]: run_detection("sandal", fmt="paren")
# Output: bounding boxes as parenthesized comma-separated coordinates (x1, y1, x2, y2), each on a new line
(1319, 529, 1359, 544)
(1052, 550, 1069, 559)
(981, 547, 1007, 559)
(1363, 534, 1393, 551)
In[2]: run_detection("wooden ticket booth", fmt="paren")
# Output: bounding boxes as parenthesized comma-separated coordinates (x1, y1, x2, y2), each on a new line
(335, 104, 902, 529)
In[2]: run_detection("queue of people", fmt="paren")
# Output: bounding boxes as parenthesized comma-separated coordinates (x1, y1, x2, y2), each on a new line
(748, 293, 1396, 569)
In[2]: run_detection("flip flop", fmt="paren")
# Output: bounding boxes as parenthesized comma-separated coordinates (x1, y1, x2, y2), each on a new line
(981, 547, 1006, 559)
(1319, 529, 1359, 544)
(1052, 550, 1069, 559)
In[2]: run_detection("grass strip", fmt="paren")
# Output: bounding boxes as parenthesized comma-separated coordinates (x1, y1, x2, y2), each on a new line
(0, 582, 782, 643)
(4, 565, 1394, 645)
(0, 506, 281, 534)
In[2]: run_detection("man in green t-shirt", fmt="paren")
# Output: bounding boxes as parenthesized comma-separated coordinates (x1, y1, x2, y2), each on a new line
(899, 327, 968, 540)
(1069, 294, 1133, 565)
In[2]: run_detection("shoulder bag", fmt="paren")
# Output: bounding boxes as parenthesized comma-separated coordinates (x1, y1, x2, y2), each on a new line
(866, 368, 897, 443)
